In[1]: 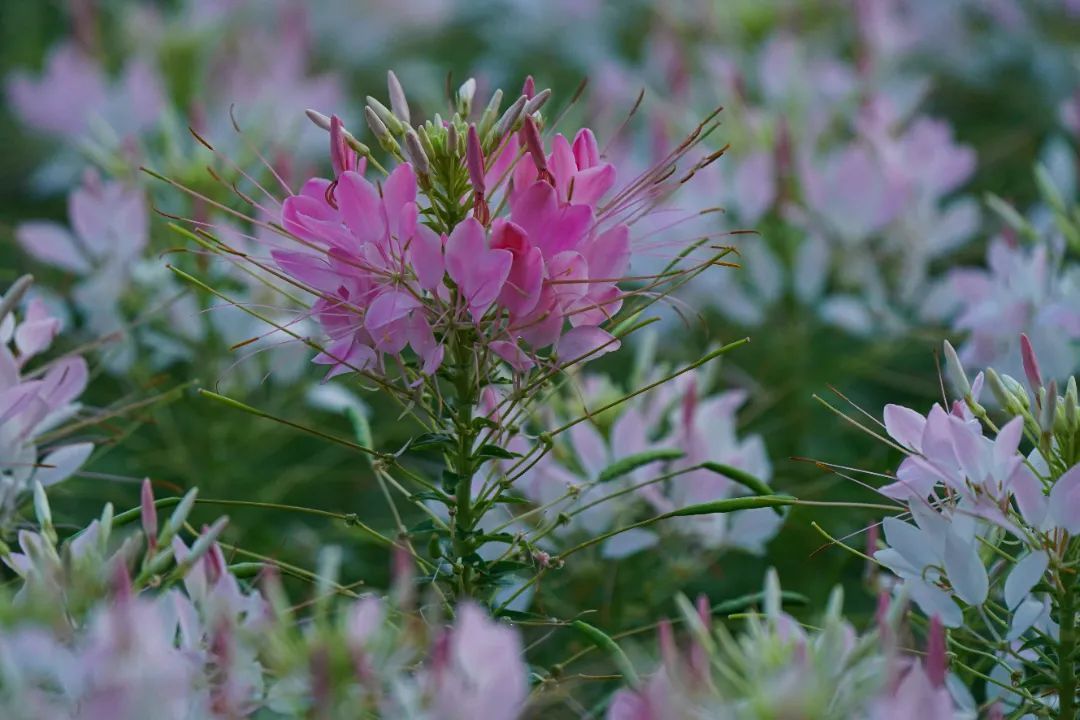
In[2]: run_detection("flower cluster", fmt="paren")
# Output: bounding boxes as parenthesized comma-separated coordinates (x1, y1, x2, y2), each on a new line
(510, 365, 779, 560)
(267, 74, 716, 383)
(607, 571, 969, 719)
(0, 482, 530, 720)
(865, 337, 1080, 715)
(0, 278, 92, 527)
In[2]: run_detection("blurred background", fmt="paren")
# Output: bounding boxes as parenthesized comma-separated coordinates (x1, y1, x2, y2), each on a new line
(3, 0, 1080, 696)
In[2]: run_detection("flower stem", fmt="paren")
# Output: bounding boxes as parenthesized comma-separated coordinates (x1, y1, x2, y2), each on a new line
(1058, 569, 1077, 719)
(450, 336, 478, 599)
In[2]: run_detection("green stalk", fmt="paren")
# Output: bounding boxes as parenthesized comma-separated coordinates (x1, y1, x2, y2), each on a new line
(1059, 571, 1077, 719)
(450, 333, 479, 599)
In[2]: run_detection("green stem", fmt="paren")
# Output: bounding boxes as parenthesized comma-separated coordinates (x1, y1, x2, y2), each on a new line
(450, 335, 479, 599)
(1059, 570, 1077, 719)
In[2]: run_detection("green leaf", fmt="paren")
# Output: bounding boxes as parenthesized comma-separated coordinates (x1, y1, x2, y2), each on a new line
(700, 462, 783, 515)
(571, 621, 640, 686)
(596, 448, 684, 483)
(474, 444, 521, 461)
(408, 432, 455, 451)
(662, 495, 796, 518)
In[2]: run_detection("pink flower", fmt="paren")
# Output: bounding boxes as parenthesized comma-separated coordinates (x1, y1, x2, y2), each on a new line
(430, 603, 527, 720)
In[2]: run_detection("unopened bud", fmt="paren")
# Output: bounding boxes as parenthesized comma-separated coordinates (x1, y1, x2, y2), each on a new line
(490, 94, 528, 145)
(366, 96, 404, 136)
(1001, 373, 1030, 410)
(140, 478, 158, 547)
(306, 108, 332, 131)
(33, 482, 55, 545)
(447, 123, 459, 157)
(416, 125, 437, 162)
(404, 129, 431, 178)
(478, 89, 503, 138)
(1020, 333, 1044, 394)
(365, 106, 401, 156)
(1040, 380, 1058, 438)
(943, 340, 970, 397)
(522, 75, 536, 99)
(523, 88, 552, 116)
(386, 70, 411, 126)
(521, 115, 554, 184)
(466, 125, 486, 193)
(1065, 376, 1078, 429)
(985, 368, 1014, 411)
(457, 78, 477, 117)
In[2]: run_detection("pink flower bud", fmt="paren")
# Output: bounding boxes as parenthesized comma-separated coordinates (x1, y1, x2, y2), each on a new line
(466, 124, 486, 193)
(926, 615, 947, 688)
(521, 116, 553, 185)
(140, 478, 157, 549)
(330, 114, 356, 176)
(522, 75, 535, 99)
(1020, 333, 1044, 393)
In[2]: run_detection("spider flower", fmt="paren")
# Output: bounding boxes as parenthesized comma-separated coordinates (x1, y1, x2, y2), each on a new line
(0, 278, 92, 526)
(216, 74, 725, 385)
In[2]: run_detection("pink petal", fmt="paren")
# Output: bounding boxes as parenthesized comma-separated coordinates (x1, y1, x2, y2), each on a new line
(336, 171, 386, 246)
(1048, 464, 1080, 533)
(271, 249, 343, 293)
(409, 225, 445, 291)
(365, 291, 422, 332)
(35, 442, 93, 486)
(15, 223, 90, 274)
(489, 341, 535, 372)
(883, 404, 926, 451)
(582, 225, 630, 281)
(557, 326, 620, 363)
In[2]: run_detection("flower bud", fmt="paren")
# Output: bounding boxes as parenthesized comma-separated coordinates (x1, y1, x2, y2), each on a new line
(306, 108, 332, 130)
(366, 96, 404, 136)
(1020, 333, 1043, 394)
(523, 88, 552, 117)
(926, 615, 947, 688)
(457, 78, 477, 117)
(522, 115, 554, 184)
(522, 75, 536, 99)
(1040, 380, 1058, 436)
(404, 128, 431, 179)
(365, 106, 402, 156)
(386, 70, 411, 126)
(489, 94, 528, 147)
(1065, 376, 1078, 430)
(985, 368, 1015, 411)
(478, 88, 503, 137)
(1001, 373, 1030, 410)
(942, 340, 970, 397)
(447, 122, 459, 157)
(140, 477, 158, 549)
(466, 124, 486, 193)
(33, 481, 55, 545)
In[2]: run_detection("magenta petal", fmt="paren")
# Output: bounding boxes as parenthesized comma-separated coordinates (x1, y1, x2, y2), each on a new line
(382, 163, 418, 238)
(490, 340, 535, 372)
(365, 291, 422, 332)
(569, 164, 616, 207)
(336, 171, 386, 246)
(410, 225, 445, 291)
(572, 129, 601, 168)
(582, 225, 630, 280)
(557, 326, 620, 362)
(271, 249, 343, 292)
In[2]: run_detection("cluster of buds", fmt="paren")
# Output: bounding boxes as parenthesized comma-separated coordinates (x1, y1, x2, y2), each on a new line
(606, 570, 966, 719)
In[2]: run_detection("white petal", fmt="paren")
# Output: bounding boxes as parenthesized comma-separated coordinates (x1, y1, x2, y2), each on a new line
(944, 530, 988, 605)
(1004, 551, 1048, 610)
